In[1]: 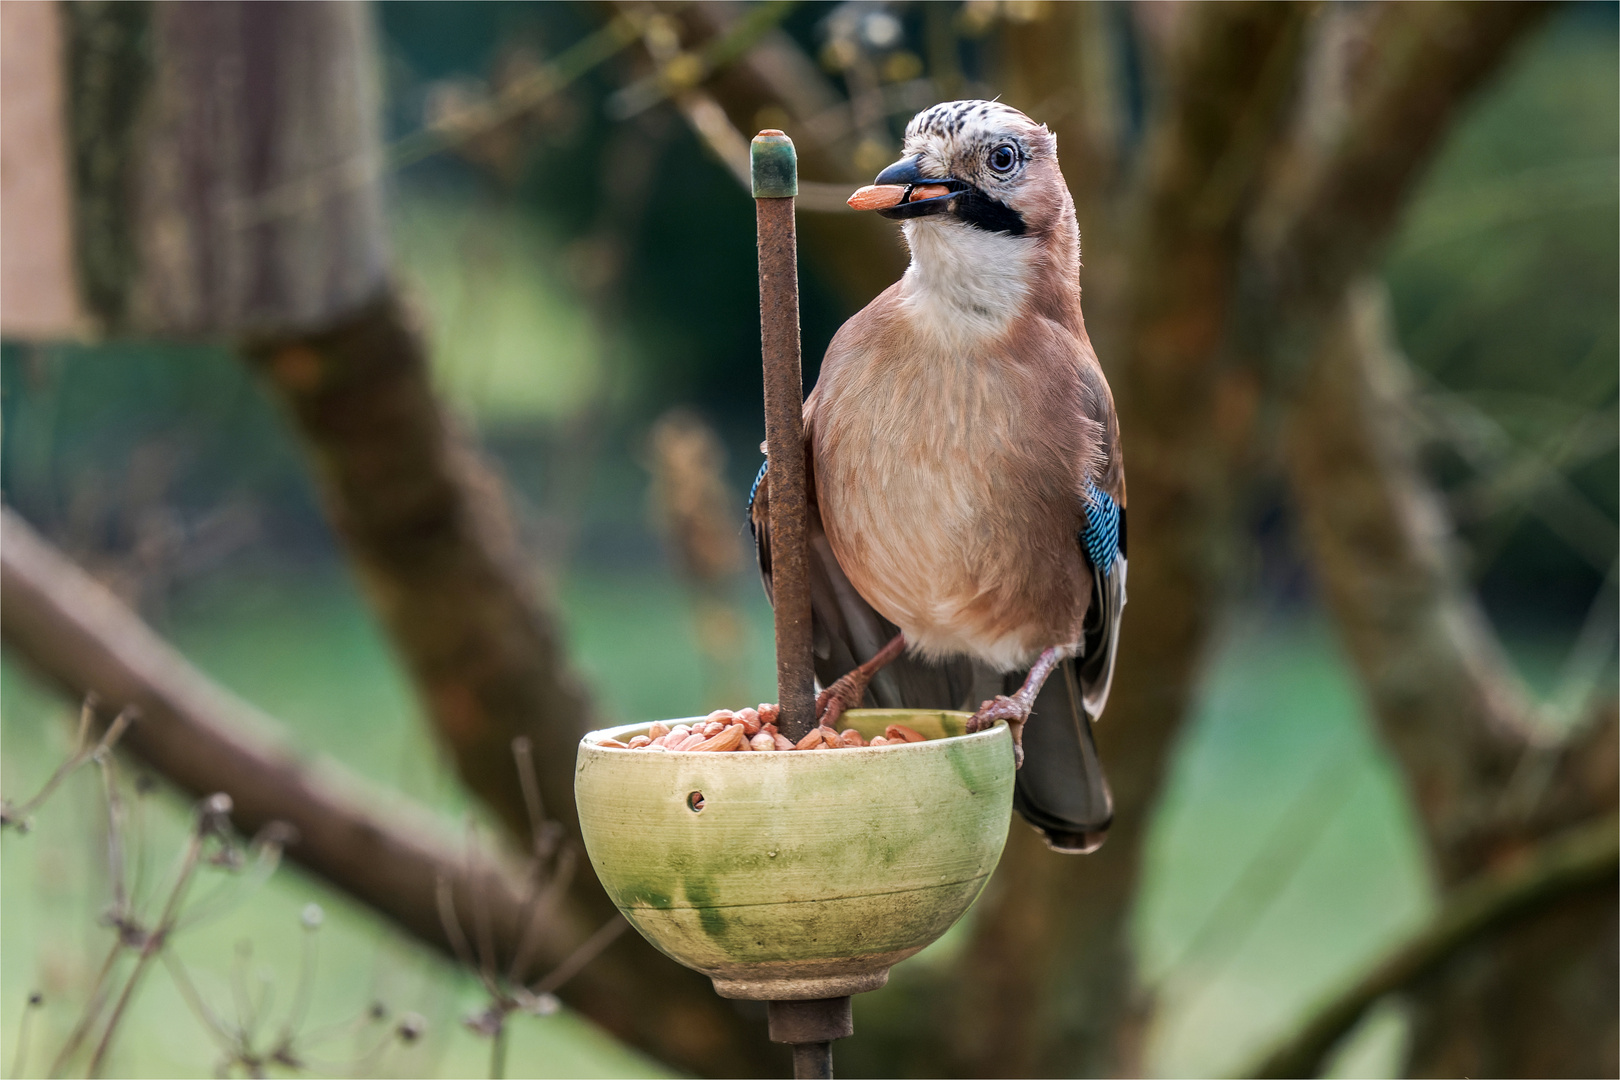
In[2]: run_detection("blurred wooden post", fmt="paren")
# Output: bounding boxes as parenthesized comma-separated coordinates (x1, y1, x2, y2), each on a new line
(753, 129, 816, 743)
(0, 2, 82, 338)
(61, 1, 387, 338)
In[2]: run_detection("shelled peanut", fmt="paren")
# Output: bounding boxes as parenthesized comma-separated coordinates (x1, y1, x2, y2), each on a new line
(593, 707, 929, 752)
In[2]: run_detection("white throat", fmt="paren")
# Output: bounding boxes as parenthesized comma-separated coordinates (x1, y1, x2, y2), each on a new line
(899, 218, 1036, 347)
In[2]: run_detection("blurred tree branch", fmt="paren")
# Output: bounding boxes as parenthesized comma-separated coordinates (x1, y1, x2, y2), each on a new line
(1247, 811, 1618, 1080)
(0, 507, 584, 977)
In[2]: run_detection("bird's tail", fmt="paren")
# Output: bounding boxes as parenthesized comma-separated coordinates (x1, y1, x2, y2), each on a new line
(1013, 659, 1113, 853)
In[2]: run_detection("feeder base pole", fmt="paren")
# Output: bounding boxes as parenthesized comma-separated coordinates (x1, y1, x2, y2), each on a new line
(789, 1042, 833, 1080)
(768, 997, 852, 1080)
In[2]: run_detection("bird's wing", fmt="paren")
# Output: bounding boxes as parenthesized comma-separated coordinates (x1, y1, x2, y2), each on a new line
(1012, 483, 1125, 851)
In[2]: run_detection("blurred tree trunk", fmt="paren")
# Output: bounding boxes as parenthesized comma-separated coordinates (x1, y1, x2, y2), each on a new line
(1286, 281, 1618, 1078)
(44, 3, 781, 1074)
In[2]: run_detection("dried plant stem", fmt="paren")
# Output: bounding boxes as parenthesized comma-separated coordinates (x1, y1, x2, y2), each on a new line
(2, 700, 133, 829)
(159, 952, 237, 1056)
(526, 916, 628, 1000)
(86, 831, 204, 1077)
(94, 752, 130, 920)
(47, 942, 122, 1078)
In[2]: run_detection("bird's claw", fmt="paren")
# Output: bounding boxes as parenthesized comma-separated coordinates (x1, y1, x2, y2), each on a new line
(969, 695, 1029, 769)
(815, 676, 865, 729)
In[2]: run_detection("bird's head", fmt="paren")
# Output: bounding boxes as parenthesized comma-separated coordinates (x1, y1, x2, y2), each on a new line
(848, 100, 1066, 238)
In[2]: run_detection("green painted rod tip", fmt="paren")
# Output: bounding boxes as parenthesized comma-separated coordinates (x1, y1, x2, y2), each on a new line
(751, 130, 797, 199)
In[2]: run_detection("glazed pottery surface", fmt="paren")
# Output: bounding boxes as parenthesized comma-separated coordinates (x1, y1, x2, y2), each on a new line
(574, 709, 1015, 1000)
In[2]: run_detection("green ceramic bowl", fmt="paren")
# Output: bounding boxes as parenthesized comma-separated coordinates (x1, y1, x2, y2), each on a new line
(574, 709, 1015, 1001)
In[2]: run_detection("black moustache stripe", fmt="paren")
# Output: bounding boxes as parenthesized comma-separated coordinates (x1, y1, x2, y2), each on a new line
(953, 188, 1026, 236)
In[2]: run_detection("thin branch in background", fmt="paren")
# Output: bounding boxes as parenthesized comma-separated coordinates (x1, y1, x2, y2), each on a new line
(1547, 559, 1620, 729)
(1420, 377, 1619, 574)
(1244, 812, 1620, 1080)
(1, 697, 134, 832)
(623, 8, 856, 212)
(390, 10, 649, 169)
(607, 0, 800, 119)
(8, 993, 43, 1080)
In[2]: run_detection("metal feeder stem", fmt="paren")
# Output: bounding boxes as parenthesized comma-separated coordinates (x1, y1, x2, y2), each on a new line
(753, 129, 815, 743)
(754, 130, 850, 1080)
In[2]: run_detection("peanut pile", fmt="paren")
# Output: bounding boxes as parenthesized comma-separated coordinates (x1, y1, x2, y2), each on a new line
(594, 705, 929, 753)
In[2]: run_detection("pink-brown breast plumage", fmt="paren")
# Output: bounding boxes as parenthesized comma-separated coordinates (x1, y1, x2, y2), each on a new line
(809, 282, 1106, 672)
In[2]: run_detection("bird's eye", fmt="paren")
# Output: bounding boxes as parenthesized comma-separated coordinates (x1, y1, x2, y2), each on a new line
(988, 144, 1018, 174)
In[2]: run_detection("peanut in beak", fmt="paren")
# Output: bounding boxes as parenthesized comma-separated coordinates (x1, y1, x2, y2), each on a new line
(846, 183, 955, 211)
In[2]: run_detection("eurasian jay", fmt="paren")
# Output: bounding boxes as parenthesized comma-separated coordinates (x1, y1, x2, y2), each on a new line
(750, 101, 1125, 854)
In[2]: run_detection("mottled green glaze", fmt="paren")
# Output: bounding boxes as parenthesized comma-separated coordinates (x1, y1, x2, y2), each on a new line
(574, 709, 1014, 1000)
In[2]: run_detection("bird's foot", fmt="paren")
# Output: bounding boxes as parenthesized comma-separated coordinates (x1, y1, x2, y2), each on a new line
(815, 674, 867, 730)
(814, 632, 907, 729)
(968, 694, 1030, 769)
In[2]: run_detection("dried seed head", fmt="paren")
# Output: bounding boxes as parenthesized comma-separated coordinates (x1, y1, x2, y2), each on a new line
(301, 903, 324, 930)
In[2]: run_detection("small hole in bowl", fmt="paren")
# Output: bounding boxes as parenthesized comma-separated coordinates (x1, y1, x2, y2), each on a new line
(687, 791, 705, 813)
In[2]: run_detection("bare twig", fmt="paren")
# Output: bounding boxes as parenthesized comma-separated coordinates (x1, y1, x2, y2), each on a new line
(86, 797, 217, 1077)
(47, 942, 122, 1077)
(1, 698, 134, 831)
(606, 0, 799, 119)
(390, 11, 647, 169)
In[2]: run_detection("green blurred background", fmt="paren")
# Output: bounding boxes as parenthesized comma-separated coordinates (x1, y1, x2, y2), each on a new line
(2, 3, 1614, 1077)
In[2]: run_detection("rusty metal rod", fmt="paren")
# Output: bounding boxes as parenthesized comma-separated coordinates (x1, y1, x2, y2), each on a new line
(753, 129, 815, 743)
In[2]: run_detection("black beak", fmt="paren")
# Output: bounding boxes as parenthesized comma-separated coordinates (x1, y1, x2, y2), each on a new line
(872, 155, 969, 220)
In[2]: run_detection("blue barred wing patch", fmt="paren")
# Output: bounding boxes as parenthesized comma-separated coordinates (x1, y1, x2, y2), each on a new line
(1080, 478, 1120, 576)
(747, 460, 768, 514)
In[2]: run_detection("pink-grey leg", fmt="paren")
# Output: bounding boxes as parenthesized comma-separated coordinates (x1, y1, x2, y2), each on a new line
(815, 632, 906, 730)
(967, 646, 1063, 769)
